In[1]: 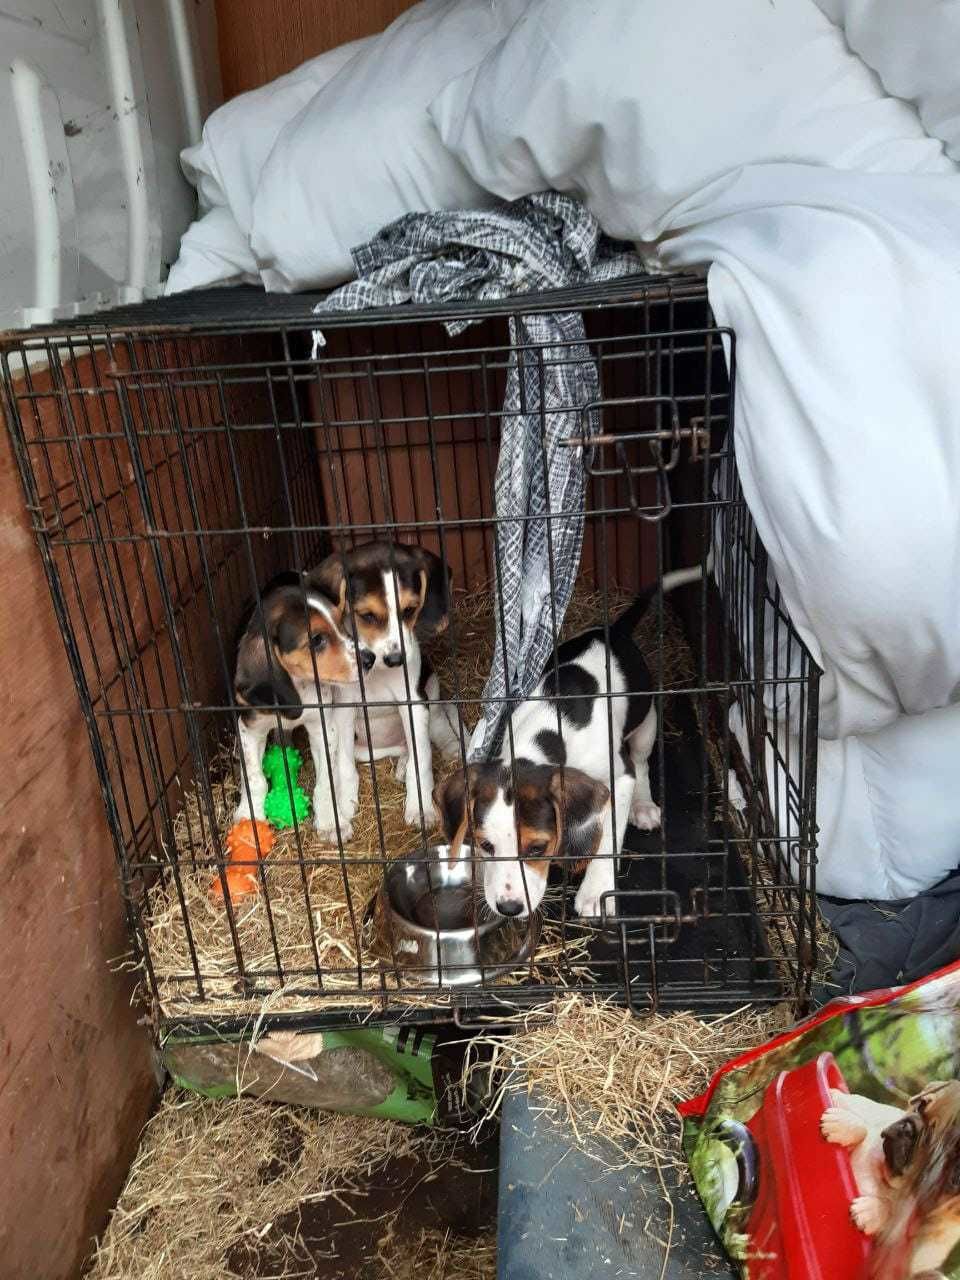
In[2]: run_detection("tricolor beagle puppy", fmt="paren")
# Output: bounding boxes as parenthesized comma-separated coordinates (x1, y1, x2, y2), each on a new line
(436, 564, 704, 920)
(314, 542, 461, 836)
(232, 570, 358, 833)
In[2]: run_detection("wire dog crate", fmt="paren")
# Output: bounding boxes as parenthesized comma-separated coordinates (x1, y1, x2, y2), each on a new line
(1, 275, 819, 1034)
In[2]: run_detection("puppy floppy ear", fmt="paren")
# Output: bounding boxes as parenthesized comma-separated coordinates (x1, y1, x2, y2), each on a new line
(435, 766, 477, 862)
(310, 553, 348, 618)
(910, 1080, 954, 1120)
(234, 630, 302, 721)
(549, 768, 609, 826)
(548, 768, 609, 869)
(410, 546, 452, 637)
(233, 570, 301, 652)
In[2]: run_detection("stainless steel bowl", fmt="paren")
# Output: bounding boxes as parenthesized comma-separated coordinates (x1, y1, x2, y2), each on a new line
(373, 844, 540, 987)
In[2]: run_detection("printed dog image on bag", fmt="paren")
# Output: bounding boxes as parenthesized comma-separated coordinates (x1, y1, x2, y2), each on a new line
(681, 961, 960, 1280)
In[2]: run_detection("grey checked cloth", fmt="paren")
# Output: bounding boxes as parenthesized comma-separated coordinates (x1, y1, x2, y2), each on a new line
(313, 192, 642, 759)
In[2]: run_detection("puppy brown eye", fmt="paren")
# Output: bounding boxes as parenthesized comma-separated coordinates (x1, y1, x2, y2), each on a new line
(310, 634, 327, 651)
(478, 839, 495, 855)
(525, 843, 547, 857)
(359, 611, 378, 625)
(402, 606, 417, 622)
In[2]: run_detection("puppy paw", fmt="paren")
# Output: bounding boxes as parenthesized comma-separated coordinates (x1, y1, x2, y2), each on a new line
(820, 1107, 866, 1147)
(337, 785, 358, 828)
(850, 1195, 886, 1236)
(313, 796, 353, 845)
(314, 816, 353, 845)
(574, 873, 615, 920)
(335, 806, 357, 843)
(629, 799, 661, 830)
(234, 797, 265, 825)
(574, 885, 604, 918)
(404, 796, 438, 830)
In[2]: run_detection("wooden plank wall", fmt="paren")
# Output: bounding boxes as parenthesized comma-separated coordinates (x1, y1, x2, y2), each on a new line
(0, 333, 292, 1278)
(0, 369, 158, 1280)
(310, 314, 665, 598)
(214, 0, 421, 98)
(0, 8, 431, 1279)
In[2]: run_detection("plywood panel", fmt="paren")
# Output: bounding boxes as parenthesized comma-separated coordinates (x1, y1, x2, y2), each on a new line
(0, 333, 292, 1278)
(214, 0, 420, 99)
(308, 315, 663, 599)
(0, 395, 157, 1280)
(310, 320, 503, 592)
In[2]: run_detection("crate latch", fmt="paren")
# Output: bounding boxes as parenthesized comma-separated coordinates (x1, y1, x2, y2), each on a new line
(561, 395, 710, 523)
(599, 888, 686, 943)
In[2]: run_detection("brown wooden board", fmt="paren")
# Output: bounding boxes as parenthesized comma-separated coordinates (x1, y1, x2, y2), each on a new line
(0, 333, 289, 1277)
(0, 372, 157, 1280)
(214, 0, 421, 99)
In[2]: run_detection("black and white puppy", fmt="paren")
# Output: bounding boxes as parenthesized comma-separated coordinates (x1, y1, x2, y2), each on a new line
(315, 542, 461, 833)
(436, 565, 704, 919)
(232, 570, 358, 833)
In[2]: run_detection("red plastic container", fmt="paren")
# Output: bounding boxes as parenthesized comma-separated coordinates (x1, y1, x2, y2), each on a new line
(743, 1052, 873, 1280)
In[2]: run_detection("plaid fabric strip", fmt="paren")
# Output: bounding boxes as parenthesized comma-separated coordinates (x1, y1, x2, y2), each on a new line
(313, 192, 642, 757)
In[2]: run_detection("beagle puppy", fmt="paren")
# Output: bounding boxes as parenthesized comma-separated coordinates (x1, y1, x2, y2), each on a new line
(437, 758, 609, 918)
(232, 571, 358, 835)
(436, 564, 704, 920)
(314, 542, 461, 834)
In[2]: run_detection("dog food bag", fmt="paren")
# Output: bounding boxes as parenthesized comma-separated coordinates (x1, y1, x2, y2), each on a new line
(681, 961, 960, 1280)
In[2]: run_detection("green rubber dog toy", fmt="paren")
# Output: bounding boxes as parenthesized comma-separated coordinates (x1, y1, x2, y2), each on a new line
(261, 744, 311, 829)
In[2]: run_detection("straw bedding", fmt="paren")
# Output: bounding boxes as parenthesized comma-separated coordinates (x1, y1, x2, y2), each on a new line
(458, 994, 794, 1276)
(87, 994, 789, 1280)
(144, 584, 696, 1019)
(86, 1090, 497, 1280)
(464, 993, 793, 1173)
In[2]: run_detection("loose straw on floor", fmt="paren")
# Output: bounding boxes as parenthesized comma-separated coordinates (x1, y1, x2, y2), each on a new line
(463, 993, 792, 1172)
(87, 1091, 486, 1280)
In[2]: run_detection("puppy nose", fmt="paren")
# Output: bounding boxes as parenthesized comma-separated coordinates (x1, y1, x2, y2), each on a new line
(383, 651, 403, 668)
(360, 650, 376, 672)
(496, 899, 524, 918)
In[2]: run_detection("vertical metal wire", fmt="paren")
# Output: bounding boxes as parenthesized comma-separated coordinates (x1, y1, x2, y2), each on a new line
(310, 353, 393, 987)
(111, 334, 243, 989)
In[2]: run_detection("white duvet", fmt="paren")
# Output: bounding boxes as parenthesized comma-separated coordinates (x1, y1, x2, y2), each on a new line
(692, 165, 960, 899)
(661, 166, 960, 897)
(649, 157, 960, 901)
(169, 0, 960, 899)
(429, 0, 960, 901)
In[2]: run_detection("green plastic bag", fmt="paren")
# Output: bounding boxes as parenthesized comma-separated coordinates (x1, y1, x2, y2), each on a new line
(163, 1024, 438, 1125)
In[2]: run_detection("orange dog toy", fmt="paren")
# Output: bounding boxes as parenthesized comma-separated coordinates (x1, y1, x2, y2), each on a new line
(210, 819, 275, 900)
